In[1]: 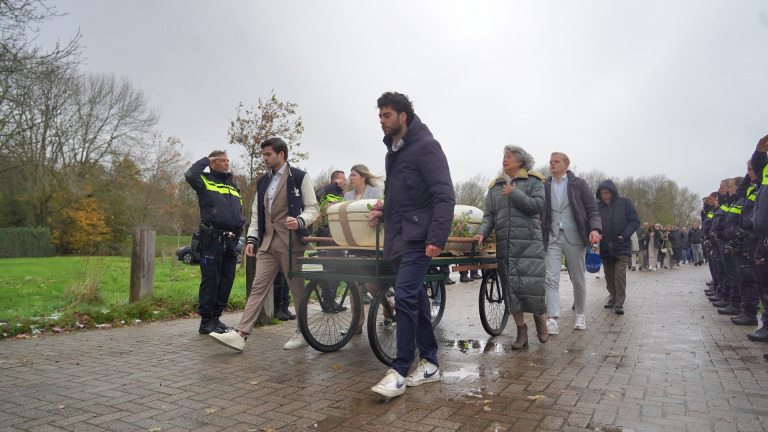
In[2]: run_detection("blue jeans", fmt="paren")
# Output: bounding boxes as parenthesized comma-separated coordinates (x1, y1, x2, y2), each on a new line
(680, 248, 691, 263)
(198, 237, 238, 318)
(392, 251, 438, 377)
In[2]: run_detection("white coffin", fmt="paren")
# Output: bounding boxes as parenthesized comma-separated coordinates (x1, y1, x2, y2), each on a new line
(446, 205, 483, 251)
(327, 199, 384, 247)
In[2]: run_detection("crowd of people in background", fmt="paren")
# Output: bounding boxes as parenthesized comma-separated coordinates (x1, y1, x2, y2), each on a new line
(632, 221, 705, 272)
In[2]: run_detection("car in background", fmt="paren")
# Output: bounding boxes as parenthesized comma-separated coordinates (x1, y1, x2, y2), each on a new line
(176, 234, 244, 265)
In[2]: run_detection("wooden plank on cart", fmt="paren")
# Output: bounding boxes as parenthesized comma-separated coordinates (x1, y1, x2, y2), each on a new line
(452, 263, 498, 272)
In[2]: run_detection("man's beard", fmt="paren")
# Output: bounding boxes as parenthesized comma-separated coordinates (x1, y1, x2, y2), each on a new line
(386, 123, 402, 138)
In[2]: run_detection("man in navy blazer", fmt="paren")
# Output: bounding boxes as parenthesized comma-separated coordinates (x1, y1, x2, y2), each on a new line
(369, 92, 455, 398)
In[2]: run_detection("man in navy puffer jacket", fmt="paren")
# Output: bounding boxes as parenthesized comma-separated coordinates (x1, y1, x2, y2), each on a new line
(369, 92, 455, 398)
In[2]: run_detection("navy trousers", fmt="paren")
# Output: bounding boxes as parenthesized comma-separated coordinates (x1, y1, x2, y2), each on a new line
(712, 248, 728, 297)
(736, 254, 759, 313)
(721, 246, 740, 301)
(392, 251, 438, 378)
(198, 237, 238, 318)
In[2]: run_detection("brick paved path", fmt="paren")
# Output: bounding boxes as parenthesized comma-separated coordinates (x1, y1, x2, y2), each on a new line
(2, 264, 767, 431)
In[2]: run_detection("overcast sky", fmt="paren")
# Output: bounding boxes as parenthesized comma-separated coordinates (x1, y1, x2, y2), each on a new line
(38, 1, 768, 198)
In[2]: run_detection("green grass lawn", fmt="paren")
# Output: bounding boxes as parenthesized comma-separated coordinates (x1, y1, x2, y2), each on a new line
(0, 256, 250, 339)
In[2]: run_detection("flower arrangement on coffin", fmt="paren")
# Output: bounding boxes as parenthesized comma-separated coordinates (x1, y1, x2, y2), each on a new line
(366, 197, 385, 229)
(450, 210, 474, 238)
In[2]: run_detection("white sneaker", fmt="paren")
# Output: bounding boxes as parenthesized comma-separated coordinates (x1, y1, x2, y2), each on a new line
(209, 331, 245, 352)
(371, 369, 406, 397)
(405, 359, 440, 386)
(284, 330, 308, 350)
(574, 314, 586, 330)
(546, 318, 559, 335)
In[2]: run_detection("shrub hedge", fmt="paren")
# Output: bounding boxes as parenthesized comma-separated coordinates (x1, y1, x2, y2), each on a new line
(0, 228, 56, 258)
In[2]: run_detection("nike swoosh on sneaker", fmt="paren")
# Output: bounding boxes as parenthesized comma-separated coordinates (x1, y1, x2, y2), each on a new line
(396, 381, 404, 388)
(424, 369, 438, 378)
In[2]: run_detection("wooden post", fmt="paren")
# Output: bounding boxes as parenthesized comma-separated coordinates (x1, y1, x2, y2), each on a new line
(171, 254, 178, 267)
(129, 224, 155, 303)
(161, 250, 167, 265)
(245, 251, 273, 326)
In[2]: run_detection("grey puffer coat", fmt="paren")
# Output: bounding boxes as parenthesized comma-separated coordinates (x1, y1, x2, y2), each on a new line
(476, 169, 546, 315)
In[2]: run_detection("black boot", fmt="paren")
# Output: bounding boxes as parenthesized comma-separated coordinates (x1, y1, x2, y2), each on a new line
(731, 312, 758, 326)
(748, 322, 768, 342)
(717, 299, 743, 315)
(213, 317, 234, 332)
(199, 317, 224, 334)
(712, 298, 730, 307)
(274, 298, 290, 321)
(282, 304, 296, 320)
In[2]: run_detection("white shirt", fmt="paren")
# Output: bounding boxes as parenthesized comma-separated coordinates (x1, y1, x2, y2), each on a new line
(391, 138, 405, 152)
(552, 173, 568, 228)
(267, 163, 287, 213)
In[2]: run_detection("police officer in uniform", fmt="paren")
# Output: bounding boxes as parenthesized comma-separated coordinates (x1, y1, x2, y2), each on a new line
(185, 151, 246, 335)
(747, 135, 768, 359)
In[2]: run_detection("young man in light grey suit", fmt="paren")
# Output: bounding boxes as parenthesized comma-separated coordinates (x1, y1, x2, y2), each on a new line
(540, 152, 602, 334)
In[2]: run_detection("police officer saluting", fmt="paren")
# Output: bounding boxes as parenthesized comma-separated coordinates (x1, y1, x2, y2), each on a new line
(185, 151, 246, 335)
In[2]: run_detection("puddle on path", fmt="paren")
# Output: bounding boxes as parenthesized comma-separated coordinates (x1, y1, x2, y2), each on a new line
(442, 367, 480, 381)
(443, 339, 506, 353)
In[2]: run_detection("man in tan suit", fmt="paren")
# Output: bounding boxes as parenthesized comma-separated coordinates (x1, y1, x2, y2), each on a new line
(210, 138, 319, 351)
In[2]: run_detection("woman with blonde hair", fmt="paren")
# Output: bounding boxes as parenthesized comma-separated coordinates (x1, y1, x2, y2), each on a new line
(343, 164, 384, 333)
(344, 164, 383, 201)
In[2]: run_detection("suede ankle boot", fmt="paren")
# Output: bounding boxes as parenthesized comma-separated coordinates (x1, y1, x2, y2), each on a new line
(533, 314, 549, 343)
(512, 324, 528, 349)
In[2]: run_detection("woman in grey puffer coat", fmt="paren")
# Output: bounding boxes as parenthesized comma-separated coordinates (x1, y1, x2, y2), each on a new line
(474, 145, 549, 349)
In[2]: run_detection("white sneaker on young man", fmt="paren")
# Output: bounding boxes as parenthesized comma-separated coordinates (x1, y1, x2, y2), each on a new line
(405, 359, 440, 386)
(574, 314, 586, 330)
(284, 330, 308, 350)
(371, 369, 406, 397)
(546, 318, 559, 335)
(209, 331, 245, 352)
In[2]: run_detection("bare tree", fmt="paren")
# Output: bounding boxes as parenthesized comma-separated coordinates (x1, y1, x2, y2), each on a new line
(227, 91, 306, 183)
(454, 173, 489, 209)
(1, 68, 159, 226)
(1, 0, 80, 144)
(313, 166, 339, 192)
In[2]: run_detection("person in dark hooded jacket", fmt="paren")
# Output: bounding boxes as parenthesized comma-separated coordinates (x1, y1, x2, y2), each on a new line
(369, 92, 455, 398)
(595, 180, 640, 315)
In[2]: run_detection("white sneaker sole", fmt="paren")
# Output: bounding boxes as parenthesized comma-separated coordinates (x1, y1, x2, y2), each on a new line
(406, 372, 440, 387)
(574, 325, 586, 330)
(209, 334, 244, 352)
(371, 384, 406, 397)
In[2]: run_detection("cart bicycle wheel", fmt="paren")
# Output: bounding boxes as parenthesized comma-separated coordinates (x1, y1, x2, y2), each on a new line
(298, 279, 360, 352)
(479, 269, 508, 336)
(367, 284, 397, 366)
(426, 279, 446, 328)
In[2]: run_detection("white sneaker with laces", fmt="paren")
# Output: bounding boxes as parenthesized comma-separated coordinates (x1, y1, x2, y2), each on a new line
(546, 318, 559, 335)
(405, 359, 440, 386)
(284, 330, 308, 350)
(371, 369, 406, 397)
(574, 314, 586, 330)
(209, 331, 245, 352)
